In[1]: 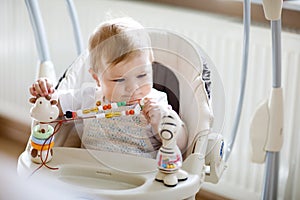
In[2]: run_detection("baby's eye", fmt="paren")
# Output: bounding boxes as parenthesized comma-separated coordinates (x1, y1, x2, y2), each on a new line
(137, 73, 147, 78)
(112, 78, 125, 82)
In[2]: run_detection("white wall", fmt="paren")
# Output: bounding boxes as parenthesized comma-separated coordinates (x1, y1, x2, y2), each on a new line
(1, 0, 300, 199)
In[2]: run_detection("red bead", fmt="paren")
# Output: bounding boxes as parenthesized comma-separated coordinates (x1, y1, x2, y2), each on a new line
(129, 110, 134, 115)
(72, 112, 77, 119)
(107, 104, 112, 109)
(103, 105, 107, 110)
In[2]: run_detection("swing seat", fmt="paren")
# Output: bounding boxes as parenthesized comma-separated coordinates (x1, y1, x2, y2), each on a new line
(18, 29, 226, 200)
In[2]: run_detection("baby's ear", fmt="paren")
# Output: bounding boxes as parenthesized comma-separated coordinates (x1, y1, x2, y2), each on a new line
(29, 97, 37, 104)
(45, 95, 51, 101)
(90, 70, 101, 87)
(50, 100, 58, 105)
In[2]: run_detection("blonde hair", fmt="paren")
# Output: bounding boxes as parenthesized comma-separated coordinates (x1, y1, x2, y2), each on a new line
(88, 17, 153, 74)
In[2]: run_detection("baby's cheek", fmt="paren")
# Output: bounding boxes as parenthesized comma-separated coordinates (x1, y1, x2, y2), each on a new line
(141, 84, 152, 97)
(111, 87, 125, 100)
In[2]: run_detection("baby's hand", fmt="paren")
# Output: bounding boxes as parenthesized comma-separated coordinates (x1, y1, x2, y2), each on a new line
(142, 98, 169, 134)
(29, 78, 55, 97)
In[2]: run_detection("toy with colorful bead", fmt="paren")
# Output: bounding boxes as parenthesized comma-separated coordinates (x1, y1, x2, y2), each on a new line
(65, 100, 142, 119)
(155, 110, 188, 187)
(29, 96, 59, 164)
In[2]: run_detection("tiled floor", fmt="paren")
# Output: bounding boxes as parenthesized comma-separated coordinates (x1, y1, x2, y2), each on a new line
(0, 136, 26, 164)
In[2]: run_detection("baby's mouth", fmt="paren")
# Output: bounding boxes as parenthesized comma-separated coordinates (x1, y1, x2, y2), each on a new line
(129, 97, 140, 102)
(120, 95, 135, 102)
(122, 91, 139, 100)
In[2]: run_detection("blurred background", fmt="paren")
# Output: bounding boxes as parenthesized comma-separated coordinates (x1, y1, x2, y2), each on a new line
(1, 0, 300, 199)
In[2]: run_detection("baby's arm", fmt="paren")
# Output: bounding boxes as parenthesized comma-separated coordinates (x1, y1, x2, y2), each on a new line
(175, 119, 188, 152)
(142, 97, 163, 135)
(29, 77, 63, 117)
(142, 98, 188, 151)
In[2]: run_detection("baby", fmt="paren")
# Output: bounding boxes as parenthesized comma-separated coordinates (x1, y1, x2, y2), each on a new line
(30, 17, 187, 158)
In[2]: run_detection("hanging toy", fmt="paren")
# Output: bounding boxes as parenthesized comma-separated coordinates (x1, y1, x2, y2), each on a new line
(64, 99, 142, 120)
(155, 110, 188, 187)
(29, 95, 59, 164)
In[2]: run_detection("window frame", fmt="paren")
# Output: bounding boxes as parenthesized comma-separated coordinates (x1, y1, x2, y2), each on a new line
(145, 0, 300, 30)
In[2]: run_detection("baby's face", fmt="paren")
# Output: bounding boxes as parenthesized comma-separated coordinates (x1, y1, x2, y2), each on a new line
(100, 52, 153, 102)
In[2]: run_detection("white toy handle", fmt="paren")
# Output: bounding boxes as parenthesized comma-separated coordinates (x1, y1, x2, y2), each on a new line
(38, 61, 57, 83)
(182, 131, 226, 184)
(265, 88, 283, 151)
(250, 88, 283, 163)
(262, 0, 283, 20)
(204, 133, 226, 183)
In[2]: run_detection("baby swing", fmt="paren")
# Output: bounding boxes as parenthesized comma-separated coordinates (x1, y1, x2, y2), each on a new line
(18, 0, 284, 199)
(18, 0, 226, 199)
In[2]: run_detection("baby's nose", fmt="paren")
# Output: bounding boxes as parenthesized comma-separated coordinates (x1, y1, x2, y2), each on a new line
(125, 81, 139, 92)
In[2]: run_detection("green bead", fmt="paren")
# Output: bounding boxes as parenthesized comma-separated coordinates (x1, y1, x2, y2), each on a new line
(32, 125, 54, 139)
(117, 101, 126, 107)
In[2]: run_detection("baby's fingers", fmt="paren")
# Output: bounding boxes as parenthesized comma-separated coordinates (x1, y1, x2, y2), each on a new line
(32, 79, 50, 97)
(29, 86, 37, 96)
(42, 80, 49, 95)
(45, 79, 54, 94)
(33, 80, 44, 96)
